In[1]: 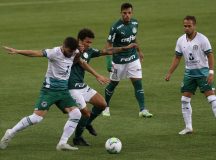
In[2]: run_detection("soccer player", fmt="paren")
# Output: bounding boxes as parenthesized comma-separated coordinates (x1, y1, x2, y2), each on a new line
(165, 16, 216, 135)
(103, 3, 153, 117)
(69, 28, 137, 146)
(0, 37, 107, 150)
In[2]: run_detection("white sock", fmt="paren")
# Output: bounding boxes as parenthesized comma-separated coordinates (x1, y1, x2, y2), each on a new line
(207, 95, 216, 117)
(181, 96, 192, 130)
(10, 113, 43, 135)
(59, 108, 81, 145)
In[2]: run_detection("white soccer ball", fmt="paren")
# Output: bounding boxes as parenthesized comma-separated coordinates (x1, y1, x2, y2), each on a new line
(105, 137, 122, 154)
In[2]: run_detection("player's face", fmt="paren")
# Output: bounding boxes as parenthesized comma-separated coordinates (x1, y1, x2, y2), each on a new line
(121, 8, 133, 23)
(183, 20, 196, 36)
(79, 37, 93, 50)
(62, 46, 77, 58)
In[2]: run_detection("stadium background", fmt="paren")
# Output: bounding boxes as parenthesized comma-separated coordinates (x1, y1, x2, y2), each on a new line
(0, 0, 216, 159)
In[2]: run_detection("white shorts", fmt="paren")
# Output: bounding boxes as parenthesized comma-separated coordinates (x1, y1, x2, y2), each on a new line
(110, 59, 142, 81)
(69, 85, 97, 110)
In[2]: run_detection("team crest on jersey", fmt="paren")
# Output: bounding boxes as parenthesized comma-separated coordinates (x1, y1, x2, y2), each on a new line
(132, 27, 137, 34)
(83, 52, 89, 59)
(193, 45, 198, 50)
(41, 101, 48, 108)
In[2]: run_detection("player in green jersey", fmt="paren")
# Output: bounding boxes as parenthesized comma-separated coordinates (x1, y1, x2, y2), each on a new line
(69, 28, 137, 146)
(103, 3, 153, 118)
(165, 16, 216, 135)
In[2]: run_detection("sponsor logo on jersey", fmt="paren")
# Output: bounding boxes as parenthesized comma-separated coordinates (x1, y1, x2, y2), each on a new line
(121, 35, 136, 43)
(132, 27, 137, 34)
(120, 55, 136, 62)
(132, 22, 138, 25)
(75, 83, 86, 88)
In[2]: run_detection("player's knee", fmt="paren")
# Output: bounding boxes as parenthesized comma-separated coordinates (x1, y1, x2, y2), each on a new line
(28, 113, 43, 124)
(181, 96, 191, 104)
(207, 95, 216, 103)
(69, 108, 81, 120)
(81, 108, 91, 117)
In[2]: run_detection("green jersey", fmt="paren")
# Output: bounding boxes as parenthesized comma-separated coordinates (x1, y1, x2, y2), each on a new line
(68, 48, 101, 89)
(107, 18, 139, 64)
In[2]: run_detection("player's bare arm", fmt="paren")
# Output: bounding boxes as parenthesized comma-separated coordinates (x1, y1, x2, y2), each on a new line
(3, 46, 43, 57)
(134, 40, 144, 62)
(207, 52, 214, 84)
(165, 55, 182, 81)
(78, 58, 110, 84)
(101, 43, 137, 55)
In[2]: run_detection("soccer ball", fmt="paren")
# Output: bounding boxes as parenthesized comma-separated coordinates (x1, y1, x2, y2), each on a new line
(105, 137, 122, 154)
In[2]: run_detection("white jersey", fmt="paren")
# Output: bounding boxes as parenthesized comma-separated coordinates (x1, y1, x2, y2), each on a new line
(42, 47, 78, 90)
(175, 32, 212, 77)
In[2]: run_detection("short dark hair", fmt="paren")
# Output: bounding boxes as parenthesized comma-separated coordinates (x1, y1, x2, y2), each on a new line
(63, 37, 78, 51)
(184, 15, 196, 24)
(77, 28, 95, 41)
(121, 3, 133, 11)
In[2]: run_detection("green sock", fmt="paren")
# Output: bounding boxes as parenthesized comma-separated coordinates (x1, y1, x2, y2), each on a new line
(75, 116, 88, 138)
(86, 106, 104, 126)
(132, 80, 145, 111)
(105, 81, 119, 106)
(106, 55, 112, 72)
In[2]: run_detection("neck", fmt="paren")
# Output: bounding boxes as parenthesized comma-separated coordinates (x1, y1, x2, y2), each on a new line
(187, 31, 197, 41)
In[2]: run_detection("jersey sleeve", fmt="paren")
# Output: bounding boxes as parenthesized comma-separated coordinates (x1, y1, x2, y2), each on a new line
(107, 25, 117, 44)
(91, 48, 102, 58)
(42, 48, 56, 60)
(175, 38, 183, 56)
(202, 36, 212, 55)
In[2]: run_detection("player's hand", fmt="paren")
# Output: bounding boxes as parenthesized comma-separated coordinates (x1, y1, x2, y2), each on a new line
(207, 74, 214, 84)
(2, 46, 17, 54)
(96, 75, 110, 85)
(165, 73, 171, 81)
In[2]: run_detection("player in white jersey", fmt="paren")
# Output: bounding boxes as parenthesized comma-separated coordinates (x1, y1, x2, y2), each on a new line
(165, 16, 216, 135)
(0, 37, 108, 151)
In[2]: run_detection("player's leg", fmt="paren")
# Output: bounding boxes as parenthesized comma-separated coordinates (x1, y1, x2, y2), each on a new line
(179, 77, 195, 135)
(86, 92, 107, 135)
(103, 62, 122, 116)
(179, 92, 193, 135)
(103, 80, 119, 116)
(0, 110, 44, 149)
(69, 88, 91, 146)
(0, 88, 53, 149)
(128, 59, 152, 117)
(57, 107, 81, 151)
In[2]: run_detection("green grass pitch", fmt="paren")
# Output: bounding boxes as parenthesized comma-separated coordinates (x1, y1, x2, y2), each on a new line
(0, 0, 216, 159)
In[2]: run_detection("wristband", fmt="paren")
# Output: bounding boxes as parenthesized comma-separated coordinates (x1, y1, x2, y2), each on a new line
(209, 70, 214, 74)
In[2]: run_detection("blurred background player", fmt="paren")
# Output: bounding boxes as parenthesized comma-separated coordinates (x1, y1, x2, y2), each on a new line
(69, 28, 137, 146)
(165, 16, 216, 135)
(103, 3, 153, 117)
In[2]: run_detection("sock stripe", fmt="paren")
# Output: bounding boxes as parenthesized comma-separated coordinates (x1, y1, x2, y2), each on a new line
(26, 117, 33, 125)
(70, 119, 80, 123)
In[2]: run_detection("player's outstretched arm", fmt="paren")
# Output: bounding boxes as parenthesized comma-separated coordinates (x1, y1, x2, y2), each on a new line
(101, 43, 137, 55)
(2, 46, 43, 57)
(78, 58, 110, 84)
(207, 52, 214, 84)
(165, 55, 182, 81)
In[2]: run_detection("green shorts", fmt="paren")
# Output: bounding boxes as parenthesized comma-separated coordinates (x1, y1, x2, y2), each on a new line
(34, 88, 77, 113)
(181, 76, 215, 94)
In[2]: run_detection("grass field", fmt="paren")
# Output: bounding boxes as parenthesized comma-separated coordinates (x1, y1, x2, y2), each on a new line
(0, 0, 216, 160)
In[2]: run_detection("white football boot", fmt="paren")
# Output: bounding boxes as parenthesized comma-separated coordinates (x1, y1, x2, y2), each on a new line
(178, 128, 193, 135)
(56, 143, 78, 151)
(0, 129, 14, 149)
